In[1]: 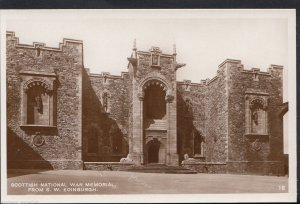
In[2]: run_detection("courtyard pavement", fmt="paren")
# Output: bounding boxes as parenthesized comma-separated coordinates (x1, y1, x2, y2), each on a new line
(7, 169, 288, 194)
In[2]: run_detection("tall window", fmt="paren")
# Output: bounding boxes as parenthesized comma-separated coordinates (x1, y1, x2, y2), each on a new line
(144, 83, 166, 119)
(250, 99, 267, 134)
(20, 74, 56, 127)
(193, 131, 204, 156)
(103, 92, 108, 112)
(245, 94, 268, 135)
(102, 92, 110, 113)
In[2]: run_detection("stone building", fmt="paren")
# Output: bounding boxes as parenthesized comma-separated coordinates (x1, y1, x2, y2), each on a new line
(6, 31, 288, 175)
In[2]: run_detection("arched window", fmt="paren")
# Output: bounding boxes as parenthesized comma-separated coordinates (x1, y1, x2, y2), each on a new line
(102, 91, 110, 113)
(144, 82, 166, 119)
(20, 75, 56, 127)
(245, 93, 268, 135)
(250, 99, 267, 134)
(27, 85, 49, 125)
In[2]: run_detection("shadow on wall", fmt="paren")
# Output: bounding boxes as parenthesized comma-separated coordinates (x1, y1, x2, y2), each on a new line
(176, 91, 203, 164)
(7, 127, 53, 175)
(82, 69, 128, 162)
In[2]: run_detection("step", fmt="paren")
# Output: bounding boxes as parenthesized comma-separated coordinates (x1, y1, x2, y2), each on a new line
(145, 120, 167, 130)
(122, 164, 197, 174)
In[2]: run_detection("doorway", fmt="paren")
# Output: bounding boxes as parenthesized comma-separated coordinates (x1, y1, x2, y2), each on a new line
(147, 139, 160, 163)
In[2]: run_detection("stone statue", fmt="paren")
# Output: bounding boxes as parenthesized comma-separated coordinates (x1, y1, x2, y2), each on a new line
(35, 95, 43, 112)
(120, 154, 134, 163)
(252, 109, 258, 125)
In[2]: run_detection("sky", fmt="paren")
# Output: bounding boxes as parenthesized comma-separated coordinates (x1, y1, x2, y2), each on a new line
(2, 10, 292, 153)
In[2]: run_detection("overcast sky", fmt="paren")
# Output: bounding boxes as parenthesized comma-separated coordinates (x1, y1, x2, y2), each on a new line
(3, 10, 293, 153)
(4, 10, 288, 81)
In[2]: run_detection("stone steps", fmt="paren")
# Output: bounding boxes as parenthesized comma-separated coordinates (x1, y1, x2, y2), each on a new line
(145, 120, 167, 130)
(84, 162, 197, 174)
(122, 163, 198, 174)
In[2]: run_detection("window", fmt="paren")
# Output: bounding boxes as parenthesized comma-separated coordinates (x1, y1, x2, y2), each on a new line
(102, 91, 110, 113)
(20, 73, 56, 128)
(193, 131, 204, 157)
(250, 99, 267, 134)
(245, 92, 268, 135)
(27, 85, 49, 125)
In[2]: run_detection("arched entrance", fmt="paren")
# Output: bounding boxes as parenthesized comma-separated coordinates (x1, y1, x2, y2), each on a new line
(142, 79, 167, 164)
(147, 139, 160, 163)
(127, 73, 178, 166)
(143, 80, 167, 120)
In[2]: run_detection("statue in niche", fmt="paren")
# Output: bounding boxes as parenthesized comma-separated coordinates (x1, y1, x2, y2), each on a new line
(252, 109, 258, 125)
(152, 54, 159, 65)
(35, 95, 43, 113)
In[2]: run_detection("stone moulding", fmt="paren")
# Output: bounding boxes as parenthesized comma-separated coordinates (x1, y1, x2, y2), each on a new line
(137, 50, 174, 58)
(138, 74, 172, 96)
(244, 133, 269, 138)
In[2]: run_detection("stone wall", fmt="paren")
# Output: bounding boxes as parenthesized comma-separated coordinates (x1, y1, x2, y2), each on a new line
(82, 70, 131, 162)
(7, 31, 83, 169)
(204, 68, 229, 163)
(226, 61, 284, 163)
(177, 82, 206, 162)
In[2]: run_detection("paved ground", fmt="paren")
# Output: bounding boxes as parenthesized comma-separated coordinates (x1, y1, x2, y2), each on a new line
(7, 170, 288, 194)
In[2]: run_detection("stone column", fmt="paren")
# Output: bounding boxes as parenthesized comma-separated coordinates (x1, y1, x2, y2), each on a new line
(21, 88, 27, 125)
(139, 93, 144, 164)
(165, 93, 179, 166)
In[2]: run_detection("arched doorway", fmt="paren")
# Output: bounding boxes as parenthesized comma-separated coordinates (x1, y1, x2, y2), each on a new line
(147, 139, 160, 163)
(143, 80, 167, 120)
(142, 79, 167, 164)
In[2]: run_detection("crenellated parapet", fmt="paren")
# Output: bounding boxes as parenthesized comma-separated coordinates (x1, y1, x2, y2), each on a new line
(6, 31, 83, 52)
(218, 58, 283, 78)
(88, 70, 130, 80)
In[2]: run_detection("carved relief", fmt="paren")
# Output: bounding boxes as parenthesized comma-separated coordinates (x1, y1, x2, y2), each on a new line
(250, 139, 262, 152)
(32, 132, 45, 147)
(23, 78, 53, 92)
(165, 94, 175, 103)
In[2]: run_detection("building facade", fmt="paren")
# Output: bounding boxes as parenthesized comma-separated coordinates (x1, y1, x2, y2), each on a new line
(6, 31, 288, 175)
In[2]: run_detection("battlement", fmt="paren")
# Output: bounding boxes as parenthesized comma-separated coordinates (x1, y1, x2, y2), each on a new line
(178, 59, 283, 88)
(218, 58, 283, 76)
(6, 31, 83, 52)
(87, 69, 129, 80)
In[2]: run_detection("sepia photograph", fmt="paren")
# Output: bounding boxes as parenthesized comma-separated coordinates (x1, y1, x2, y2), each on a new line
(0, 9, 297, 203)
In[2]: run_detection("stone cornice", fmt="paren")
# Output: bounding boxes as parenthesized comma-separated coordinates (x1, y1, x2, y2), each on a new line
(19, 70, 57, 77)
